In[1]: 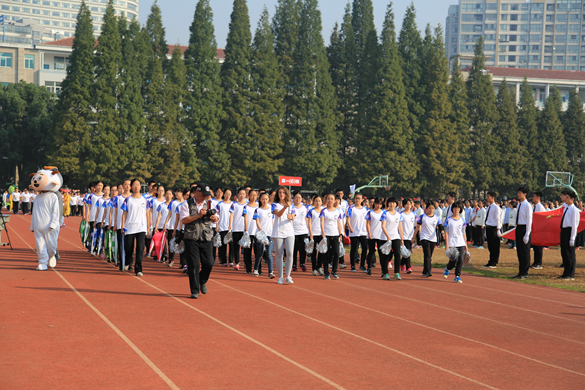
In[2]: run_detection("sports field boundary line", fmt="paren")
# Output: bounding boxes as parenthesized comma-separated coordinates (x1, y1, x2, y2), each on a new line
(9, 227, 181, 390)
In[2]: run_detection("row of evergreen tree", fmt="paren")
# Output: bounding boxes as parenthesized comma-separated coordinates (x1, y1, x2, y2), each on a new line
(49, 0, 585, 197)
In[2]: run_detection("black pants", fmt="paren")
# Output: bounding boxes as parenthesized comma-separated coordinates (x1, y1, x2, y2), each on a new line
(532, 246, 543, 267)
(243, 235, 255, 272)
(22, 202, 29, 214)
(145, 228, 152, 258)
(465, 225, 472, 243)
(368, 239, 389, 275)
(117, 229, 124, 270)
(350, 236, 368, 269)
(388, 239, 401, 274)
(30, 203, 33, 213)
(560, 227, 576, 278)
(13, 201, 19, 214)
(311, 236, 325, 271)
(421, 240, 435, 275)
(232, 231, 244, 265)
(401, 240, 412, 269)
(218, 230, 234, 264)
(485, 226, 500, 266)
(293, 234, 307, 267)
(71, 205, 77, 216)
(515, 225, 530, 276)
(473, 226, 484, 247)
(184, 239, 214, 295)
(446, 246, 466, 276)
(166, 230, 175, 262)
(125, 232, 145, 274)
(323, 236, 340, 276)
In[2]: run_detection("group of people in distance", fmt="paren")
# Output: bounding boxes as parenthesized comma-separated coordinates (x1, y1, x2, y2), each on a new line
(70, 179, 580, 297)
(2, 188, 85, 217)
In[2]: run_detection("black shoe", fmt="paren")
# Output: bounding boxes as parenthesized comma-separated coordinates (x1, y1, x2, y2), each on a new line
(530, 264, 543, 270)
(558, 276, 575, 281)
(423, 272, 433, 277)
(482, 264, 490, 268)
(201, 284, 207, 294)
(366, 269, 372, 276)
(558, 264, 564, 268)
(511, 274, 527, 279)
(191, 293, 199, 299)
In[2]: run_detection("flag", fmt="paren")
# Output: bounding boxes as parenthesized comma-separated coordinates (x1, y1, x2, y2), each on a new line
(349, 184, 356, 195)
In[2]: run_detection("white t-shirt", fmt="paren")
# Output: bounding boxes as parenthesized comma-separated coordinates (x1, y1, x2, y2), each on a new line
(156, 201, 171, 229)
(22, 193, 31, 202)
(96, 197, 106, 223)
(150, 198, 164, 230)
(347, 206, 368, 237)
(253, 207, 273, 234)
(417, 213, 441, 242)
(401, 211, 416, 240)
(245, 204, 259, 235)
(70, 195, 77, 205)
(365, 209, 387, 241)
(230, 202, 248, 232)
(12, 192, 20, 202)
(77, 195, 84, 206)
(444, 216, 467, 248)
(271, 203, 295, 238)
(434, 207, 443, 223)
(384, 210, 403, 241)
(89, 193, 103, 222)
(167, 199, 181, 230)
(292, 204, 309, 235)
(114, 195, 129, 229)
(30, 193, 36, 202)
(307, 207, 323, 236)
(320, 208, 343, 236)
(215, 201, 232, 232)
(210, 199, 219, 228)
(121, 196, 149, 235)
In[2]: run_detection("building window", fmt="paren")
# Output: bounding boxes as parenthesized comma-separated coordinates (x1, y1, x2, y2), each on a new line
(24, 54, 35, 69)
(544, 56, 552, 63)
(54, 56, 67, 70)
(530, 35, 542, 42)
(501, 24, 508, 31)
(568, 55, 578, 63)
(555, 45, 567, 53)
(52, 1, 60, 6)
(509, 45, 517, 52)
(45, 81, 62, 95)
(530, 55, 541, 62)
(32, 8, 39, 14)
(462, 3, 484, 12)
(486, 3, 497, 11)
(520, 24, 530, 32)
(557, 35, 568, 43)
(510, 24, 518, 31)
(501, 14, 508, 21)
(570, 14, 581, 22)
(556, 25, 568, 33)
(569, 24, 581, 32)
(519, 45, 527, 51)
(508, 55, 516, 61)
(499, 55, 506, 62)
(12, 6, 20, 11)
(530, 14, 542, 22)
(42, 10, 49, 15)
(554, 66, 565, 70)
(568, 34, 579, 43)
(62, 2, 69, 7)
(473, 25, 482, 32)
(531, 24, 543, 32)
(557, 14, 568, 23)
(0, 5, 8, 10)
(545, 45, 553, 53)
(0, 53, 13, 68)
(485, 24, 496, 30)
(485, 34, 496, 41)
(510, 14, 518, 21)
(555, 55, 565, 63)
(485, 44, 496, 51)
(52, 11, 59, 16)
(546, 4, 554, 11)
(532, 45, 541, 51)
(501, 4, 508, 11)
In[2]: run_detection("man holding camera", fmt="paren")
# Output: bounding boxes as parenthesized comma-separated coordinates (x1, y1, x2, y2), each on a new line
(179, 183, 219, 299)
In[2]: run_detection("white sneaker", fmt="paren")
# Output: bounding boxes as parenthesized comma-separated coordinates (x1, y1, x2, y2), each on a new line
(36, 264, 48, 271)
(318, 268, 324, 275)
(48, 256, 56, 268)
(285, 276, 294, 284)
(229, 263, 234, 266)
(136, 272, 143, 277)
(253, 270, 259, 276)
(277, 277, 284, 285)
(389, 262, 393, 269)
(339, 264, 347, 269)
(313, 270, 319, 276)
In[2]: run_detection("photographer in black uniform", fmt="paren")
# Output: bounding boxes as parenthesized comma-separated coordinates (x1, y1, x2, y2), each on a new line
(179, 183, 219, 299)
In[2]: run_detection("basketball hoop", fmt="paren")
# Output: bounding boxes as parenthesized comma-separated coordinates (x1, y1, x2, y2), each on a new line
(545, 171, 580, 200)
(384, 186, 391, 191)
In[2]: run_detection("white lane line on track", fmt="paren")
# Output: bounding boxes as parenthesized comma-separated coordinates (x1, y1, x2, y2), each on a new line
(291, 284, 585, 378)
(134, 278, 347, 390)
(212, 280, 499, 390)
(10, 228, 181, 390)
(337, 280, 585, 346)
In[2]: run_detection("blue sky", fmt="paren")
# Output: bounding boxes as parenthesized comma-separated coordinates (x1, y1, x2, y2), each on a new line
(138, 0, 451, 48)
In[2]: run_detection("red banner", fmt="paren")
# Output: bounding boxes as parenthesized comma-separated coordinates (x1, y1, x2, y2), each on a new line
(501, 207, 585, 246)
(279, 176, 302, 186)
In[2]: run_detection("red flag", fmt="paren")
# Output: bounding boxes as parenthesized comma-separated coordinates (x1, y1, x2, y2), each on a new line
(501, 207, 584, 246)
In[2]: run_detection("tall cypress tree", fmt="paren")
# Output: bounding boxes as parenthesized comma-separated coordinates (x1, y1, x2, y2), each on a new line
(220, 0, 253, 185)
(87, 0, 122, 183)
(563, 88, 585, 194)
(145, 0, 168, 62)
(285, 0, 339, 187)
(50, 1, 93, 183)
(360, 2, 416, 193)
(538, 86, 568, 184)
(492, 79, 525, 195)
(419, 25, 461, 196)
(398, 2, 424, 145)
(249, 7, 285, 186)
(517, 77, 540, 190)
(466, 36, 498, 192)
(184, 0, 229, 183)
(448, 56, 471, 190)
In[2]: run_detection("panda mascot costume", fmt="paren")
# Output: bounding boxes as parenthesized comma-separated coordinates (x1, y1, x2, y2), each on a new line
(29, 167, 64, 271)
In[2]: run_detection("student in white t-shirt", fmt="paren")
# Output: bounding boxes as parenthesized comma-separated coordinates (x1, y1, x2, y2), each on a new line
(121, 179, 151, 276)
(320, 193, 345, 279)
(12, 190, 20, 214)
(154, 187, 174, 263)
(443, 202, 468, 283)
(228, 188, 248, 271)
(414, 203, 442, 277)
(215, 189, 233, 266)
(400, 198, 416, 275)
(149, 185, 166, 261)
(22, 189, 31, 215)
(291, 190, 309, 272)
(253, 192, 274, 278)
(365, 197, 390, 278)
(243, 190, 259, 274)
(271, 186, 296, 284)
(162, 187, 184, 268)
(348, 193, 368, 272)
(307, 194, 325, 276)
(385, 197, 404, 280)
(114, 181, 131, 270)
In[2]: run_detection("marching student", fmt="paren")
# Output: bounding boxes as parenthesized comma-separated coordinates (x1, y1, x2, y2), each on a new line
(307, 195, 325, 275)
(333, 194, 347, 268)
(113, 180, 131, 270)
(216, 188, 233, 267)
(12, 189, 20, 214)
(21, 189, 31, 215)
(77, 192, 84, 216)
(271, 186, 296, 284)
(385, 197, 404, 280)
(291, 190, 309, 272)
(464, 200, 473, 241)
(243, 190, 259, 274)
(163, 187, 185, 268)
(154, 187, 173, 263)
(253, 192, 275, 278)
(442, 201, 468, 283)
(530, 191, 546, 269)
(348, 192, 368, 272)
(512, 187, 533, 279)
(150, 185, 165, 261)
(445, 192, 456, 220)
(320, 193, 345, 279)
(228, 188, 248, 271)
(86, 181, 104, 252)
(508, 201, 517, 249)
(483, 192, 501, 268)
(365, 197, 390, 278)
(70, 191, 78, 217)
(210, 187, 223, 261)
(414, 202, 441, 277)
(400, 198, 415, 274)
(434, 200, 444, 246)
(559, 190, 579, 280)
(121, 179, 151, 276)
(475, 200, 486, 249)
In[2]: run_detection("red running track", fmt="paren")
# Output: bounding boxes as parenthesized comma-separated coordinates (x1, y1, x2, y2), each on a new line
(1, 215, 584, 389)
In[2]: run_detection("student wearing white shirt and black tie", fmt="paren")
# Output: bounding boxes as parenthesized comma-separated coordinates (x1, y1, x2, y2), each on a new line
(483, 192, 502, 268)
(559, 190, 580, 280)
(530, 191, 546, 269)
(512, 187, 533, 279)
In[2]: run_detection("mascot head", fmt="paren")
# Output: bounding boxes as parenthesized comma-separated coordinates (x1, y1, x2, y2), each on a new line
(30, 166, 63, 193)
